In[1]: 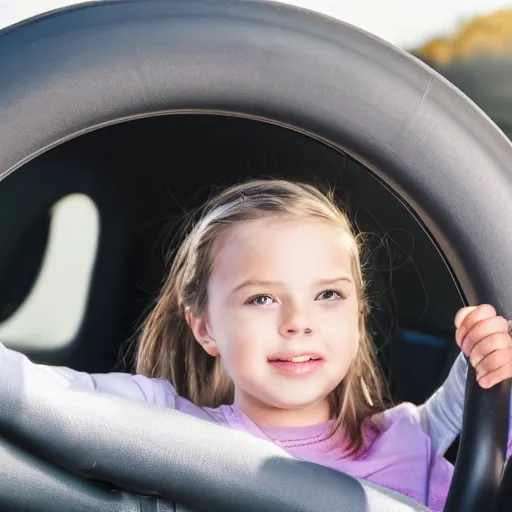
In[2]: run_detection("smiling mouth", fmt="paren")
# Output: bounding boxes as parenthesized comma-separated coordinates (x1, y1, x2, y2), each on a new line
(269, 355, 321, 363)
(267, 356, 324, 376)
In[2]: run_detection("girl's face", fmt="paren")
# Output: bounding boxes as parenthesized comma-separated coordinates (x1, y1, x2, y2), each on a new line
(189, 218, 360, 427)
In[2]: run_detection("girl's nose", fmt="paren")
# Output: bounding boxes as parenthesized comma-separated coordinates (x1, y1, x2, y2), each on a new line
(278, 304, 313, 338)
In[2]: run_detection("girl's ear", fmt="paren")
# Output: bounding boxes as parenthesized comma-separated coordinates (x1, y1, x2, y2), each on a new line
(185, 308, 219, 357)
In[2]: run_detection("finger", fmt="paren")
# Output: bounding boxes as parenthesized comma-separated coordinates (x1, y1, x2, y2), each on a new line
(462, 316, 510, 357)
(475, 346, 512, 382)
(477, 358, 512, 389)
(455, 304, 496, 348)
(469, 332, 511, 368)
(454, 306, 478, 329)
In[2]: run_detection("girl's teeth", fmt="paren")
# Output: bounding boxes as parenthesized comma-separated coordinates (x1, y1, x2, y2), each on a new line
(289, 355, 312, 362)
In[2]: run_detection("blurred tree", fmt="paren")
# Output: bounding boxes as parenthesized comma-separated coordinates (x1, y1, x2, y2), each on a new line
(413, 9, 512, 138)
(415, 9, 512, 65)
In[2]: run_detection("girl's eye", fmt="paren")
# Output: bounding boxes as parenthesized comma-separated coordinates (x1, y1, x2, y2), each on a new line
(316, 290, 342, 301)
(248, 295, 275, 306)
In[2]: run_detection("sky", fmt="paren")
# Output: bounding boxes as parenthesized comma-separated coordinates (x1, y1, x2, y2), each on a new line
(281, 0, 512, 48)
(0, 0, 511, 48)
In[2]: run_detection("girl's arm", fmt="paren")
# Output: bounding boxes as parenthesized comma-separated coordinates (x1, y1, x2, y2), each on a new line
(420, 352, 512, 458)
(418, 352, 467, 456)
(419, 305, 512, 457)
(0, 341, 176, 408)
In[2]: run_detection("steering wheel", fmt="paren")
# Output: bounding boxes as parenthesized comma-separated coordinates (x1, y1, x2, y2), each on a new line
(0, 1, 511, 511)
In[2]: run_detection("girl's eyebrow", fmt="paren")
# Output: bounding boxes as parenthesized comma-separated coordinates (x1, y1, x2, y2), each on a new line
(231, 275, 354, 294)
(231, 279, 280, 294)
(317, 276, 354, 286)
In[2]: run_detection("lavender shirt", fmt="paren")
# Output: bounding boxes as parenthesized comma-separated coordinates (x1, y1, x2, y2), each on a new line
(0, 342, 510, 511)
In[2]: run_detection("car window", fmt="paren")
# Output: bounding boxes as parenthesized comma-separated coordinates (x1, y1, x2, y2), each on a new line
(0, 194, 99, 350)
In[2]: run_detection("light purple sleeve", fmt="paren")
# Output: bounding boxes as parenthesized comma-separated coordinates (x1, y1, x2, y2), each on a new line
(420, 351, 512, 457)
(0, 341, 177, 409)
(418, 352, 466, 456)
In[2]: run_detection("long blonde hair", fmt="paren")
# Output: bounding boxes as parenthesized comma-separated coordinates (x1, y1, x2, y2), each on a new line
(136, 179, 388, 455)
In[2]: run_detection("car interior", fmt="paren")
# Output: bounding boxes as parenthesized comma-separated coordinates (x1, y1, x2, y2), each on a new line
(0, 113, 464, 423)
(3, 2, 512, 511)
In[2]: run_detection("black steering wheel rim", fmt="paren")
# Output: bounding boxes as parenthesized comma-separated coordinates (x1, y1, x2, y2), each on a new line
(0, 1, 510, 511)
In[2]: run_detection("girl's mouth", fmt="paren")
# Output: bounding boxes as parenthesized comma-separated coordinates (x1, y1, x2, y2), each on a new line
(268, 355, 324, 375)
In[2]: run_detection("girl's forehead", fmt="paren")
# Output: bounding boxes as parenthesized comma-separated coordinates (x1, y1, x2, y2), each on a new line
(210, 217, 355, 279)
(219, 216, 353, 246)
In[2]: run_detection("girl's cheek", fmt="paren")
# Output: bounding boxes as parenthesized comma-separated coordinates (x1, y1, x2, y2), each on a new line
(232, 306, 276, 327)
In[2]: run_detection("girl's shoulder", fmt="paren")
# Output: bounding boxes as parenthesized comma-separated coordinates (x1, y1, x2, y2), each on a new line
(117, 374, 233, 425)
(353, 403, 436, 465)
(371, 402, 426, 439)
(379, 402, 422, 422)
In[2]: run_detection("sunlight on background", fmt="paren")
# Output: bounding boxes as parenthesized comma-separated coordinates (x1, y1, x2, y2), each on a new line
(280, 0, 512, 48)
(1, 0, 511, 48)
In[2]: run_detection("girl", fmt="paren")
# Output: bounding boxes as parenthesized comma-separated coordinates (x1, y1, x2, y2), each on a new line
(0, 179, 511, 510)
